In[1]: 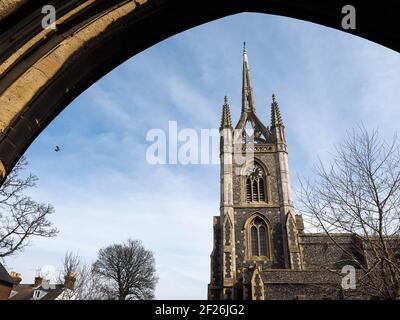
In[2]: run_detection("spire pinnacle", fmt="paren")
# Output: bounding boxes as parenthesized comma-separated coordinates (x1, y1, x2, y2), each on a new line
(220, 96, 232, 129)
(271, 94, 284, 127)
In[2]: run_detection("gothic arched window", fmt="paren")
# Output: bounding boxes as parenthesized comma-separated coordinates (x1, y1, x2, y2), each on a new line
(248, 216, 270, 258)
(245, 163, 267, 202)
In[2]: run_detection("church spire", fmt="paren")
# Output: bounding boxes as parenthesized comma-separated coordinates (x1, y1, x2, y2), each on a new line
(242, 42, 256, 114)
(270, 94, 284, 128)
(220, 96, 232, 129)
(235, 43, 269, 141)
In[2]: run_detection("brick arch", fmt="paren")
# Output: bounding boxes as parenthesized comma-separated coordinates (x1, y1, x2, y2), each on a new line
(0, 0, 398, 183)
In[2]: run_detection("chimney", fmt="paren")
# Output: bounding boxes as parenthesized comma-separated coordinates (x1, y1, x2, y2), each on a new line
(9, 272, 22, 285)
(64, 272, 76, 290)
(34, 276, 43, 287)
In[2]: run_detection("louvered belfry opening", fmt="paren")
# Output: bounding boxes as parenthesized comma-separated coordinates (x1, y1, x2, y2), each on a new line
(258, 178, 265, 201)
(246, 177, 252, 202)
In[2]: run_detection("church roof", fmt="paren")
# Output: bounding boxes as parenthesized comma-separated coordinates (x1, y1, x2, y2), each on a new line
(260, 269, 342, 285)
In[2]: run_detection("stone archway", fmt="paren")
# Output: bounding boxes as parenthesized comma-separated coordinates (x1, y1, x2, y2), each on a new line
(0, 0, 398, 183)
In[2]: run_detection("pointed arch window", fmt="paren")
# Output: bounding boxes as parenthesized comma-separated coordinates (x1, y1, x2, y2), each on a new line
(248, 216, 270, 258)
(245, 163, 267, 202)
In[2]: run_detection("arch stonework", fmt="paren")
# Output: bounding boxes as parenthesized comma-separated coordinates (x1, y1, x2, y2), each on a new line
(0, 0, 398, 183)
(240, 158, 272, 205)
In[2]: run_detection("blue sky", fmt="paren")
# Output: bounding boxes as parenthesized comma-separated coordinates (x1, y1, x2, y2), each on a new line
(4, 13, 400, 299)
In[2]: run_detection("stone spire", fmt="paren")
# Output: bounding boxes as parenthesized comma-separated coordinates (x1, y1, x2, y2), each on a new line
(235, 43, 269, 142)
(270, 94, 283, 128)
(241, 42, 256, 114)
(220, 96, 232, 129)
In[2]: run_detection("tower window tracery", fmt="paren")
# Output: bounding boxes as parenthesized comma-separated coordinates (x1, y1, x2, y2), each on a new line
(245, 163, 266, 202)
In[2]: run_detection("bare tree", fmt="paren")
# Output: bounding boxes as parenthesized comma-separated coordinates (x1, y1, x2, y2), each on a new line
(298, 126, 400, 299)
(92, 239, 158, 300)
(0, 156, 57, 258)
(58, 251, 105, 300)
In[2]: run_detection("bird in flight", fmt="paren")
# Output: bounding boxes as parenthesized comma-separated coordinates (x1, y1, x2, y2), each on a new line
(55, 146, 60, 152)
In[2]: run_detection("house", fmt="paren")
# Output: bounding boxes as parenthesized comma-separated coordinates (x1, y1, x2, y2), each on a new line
(0, 261, 76, 300)
(9, 272, 76, 300)
(0, 262, 14, 300)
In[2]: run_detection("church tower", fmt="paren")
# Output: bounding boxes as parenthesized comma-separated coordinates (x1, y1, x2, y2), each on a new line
(208, 44, 304, 300)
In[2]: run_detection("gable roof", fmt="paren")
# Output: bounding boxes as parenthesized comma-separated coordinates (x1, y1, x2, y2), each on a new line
(41, 285, 65, 300)
(10, 283, 65, 300)
(0, 262, 14, 285)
